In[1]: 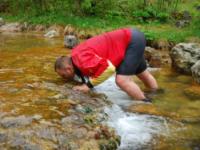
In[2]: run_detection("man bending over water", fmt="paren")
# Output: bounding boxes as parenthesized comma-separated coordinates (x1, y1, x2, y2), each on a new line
(55, 28, 158, 102)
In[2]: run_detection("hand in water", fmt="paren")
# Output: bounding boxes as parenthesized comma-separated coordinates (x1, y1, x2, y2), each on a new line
(142, 98, 152, 103)
(144, 88, 165, 101)
(73, 84, 90, 93)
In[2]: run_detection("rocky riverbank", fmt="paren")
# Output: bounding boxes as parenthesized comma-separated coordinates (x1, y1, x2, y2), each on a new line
(1, 17, 200, 149)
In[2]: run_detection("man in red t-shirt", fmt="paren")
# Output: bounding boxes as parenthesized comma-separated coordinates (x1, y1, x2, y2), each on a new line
(55, 28, 158, 102)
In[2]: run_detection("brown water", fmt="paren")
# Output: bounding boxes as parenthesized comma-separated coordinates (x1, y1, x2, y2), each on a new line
(0, 32, 67, 119)
(0, 32, 200, 150)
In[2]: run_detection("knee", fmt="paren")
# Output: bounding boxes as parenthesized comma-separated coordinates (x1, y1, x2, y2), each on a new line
(115, 75, 127, 87)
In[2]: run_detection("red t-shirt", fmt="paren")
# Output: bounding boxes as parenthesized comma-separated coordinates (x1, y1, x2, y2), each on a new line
(71, 28, 131, 78)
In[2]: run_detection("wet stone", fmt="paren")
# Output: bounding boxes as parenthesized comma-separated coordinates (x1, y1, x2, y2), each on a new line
(0, 115, 34, 128)
(181, 117, 200, 124)
(7, 88, 19, 93)
(72, 128, 88, 139)
(57, 135, 70, 149)
(50, 94, 66, 99)
(41, 82, 60, 91)
(61, 114, 84, 126)
(9, 134, 27, 148)
(0, 133, 7, 143)
(75, 104, 85, 113)
(36, 126, 60, 142)
(22, 144, 42, 150)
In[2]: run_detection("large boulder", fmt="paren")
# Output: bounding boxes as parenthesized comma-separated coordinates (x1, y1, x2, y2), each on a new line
(191, 60, 200, 84)
(145, 47, 171, 67)
(170, 43, 200, 74)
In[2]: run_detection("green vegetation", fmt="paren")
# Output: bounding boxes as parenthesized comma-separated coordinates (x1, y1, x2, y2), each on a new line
(0, 0, 200, 43)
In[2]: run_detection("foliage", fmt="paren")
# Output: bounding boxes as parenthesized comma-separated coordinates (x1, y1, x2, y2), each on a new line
(0, 0, 180, 21)
(0, 0, 199, 43)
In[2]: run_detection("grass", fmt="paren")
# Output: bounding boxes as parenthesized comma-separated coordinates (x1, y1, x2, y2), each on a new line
(1, 0, 200, 43)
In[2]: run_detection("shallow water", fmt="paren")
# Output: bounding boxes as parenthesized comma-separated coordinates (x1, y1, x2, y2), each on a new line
(96, 72, 200, 150)
(0, 32, 200, 150)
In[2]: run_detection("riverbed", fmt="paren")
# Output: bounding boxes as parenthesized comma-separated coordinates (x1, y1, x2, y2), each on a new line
(0, 32, 200, 150)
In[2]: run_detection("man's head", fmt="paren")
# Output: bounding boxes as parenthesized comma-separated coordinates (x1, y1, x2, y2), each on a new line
(55, 56, 75, 80)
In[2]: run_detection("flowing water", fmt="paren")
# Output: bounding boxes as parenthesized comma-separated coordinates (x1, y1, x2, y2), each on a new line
(0, 32, 200, 150)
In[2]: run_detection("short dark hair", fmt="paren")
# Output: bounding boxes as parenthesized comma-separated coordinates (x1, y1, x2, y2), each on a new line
(54, 56, 71, 71)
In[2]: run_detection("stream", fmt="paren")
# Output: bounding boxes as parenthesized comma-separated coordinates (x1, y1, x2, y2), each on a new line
(0, 32, 200, 150)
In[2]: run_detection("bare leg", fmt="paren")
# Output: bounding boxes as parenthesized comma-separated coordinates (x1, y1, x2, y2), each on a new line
(137, 70, 158, 90)
(116, 74, 145, 100)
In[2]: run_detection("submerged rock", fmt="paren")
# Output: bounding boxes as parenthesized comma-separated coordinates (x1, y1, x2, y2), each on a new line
(184, 86, 200, 100)
(170, 43, 200, 74)
(0, 116, 33, 128)
(0, 115, 41, 128)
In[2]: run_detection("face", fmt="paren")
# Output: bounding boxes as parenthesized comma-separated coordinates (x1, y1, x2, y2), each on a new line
(56, 67, 75, 80)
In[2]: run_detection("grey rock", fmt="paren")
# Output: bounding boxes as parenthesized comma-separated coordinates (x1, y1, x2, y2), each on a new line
(61, 115, 83, 126)
(170, 43, 200, 74)
(41, 82, 59, 91)
(22, 144, 42, 150)
(72, 128, 88, 139)
(0, 23, 25, 32)
(36, 127, 59, 142)
(75, 104, 85, 113)
(175, 20, 190, 28)
(182, 11, 192, 20)
(0, 115, 34, 128)
(57, 135, 71, 150)
(0, 133, 7, 143)
(9, 134, 27, 148)
(64, 35, 78, 49)
(44, 30, 59, 38)
(191, 60, 200, 84)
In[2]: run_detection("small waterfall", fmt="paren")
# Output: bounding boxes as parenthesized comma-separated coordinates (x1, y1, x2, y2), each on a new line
(96, 76, 170, 150)
(104, 104, 169, 150)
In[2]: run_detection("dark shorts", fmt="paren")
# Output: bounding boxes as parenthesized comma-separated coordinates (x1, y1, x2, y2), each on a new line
(116, 29, 147, 75)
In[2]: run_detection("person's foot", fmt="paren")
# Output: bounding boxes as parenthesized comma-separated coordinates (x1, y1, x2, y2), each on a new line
(144, 88, 165, 99)
(142, 98, 152, 103)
